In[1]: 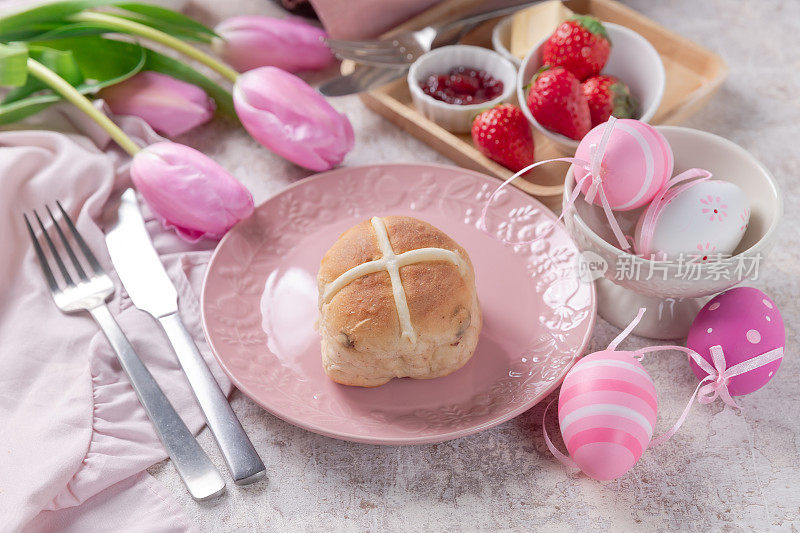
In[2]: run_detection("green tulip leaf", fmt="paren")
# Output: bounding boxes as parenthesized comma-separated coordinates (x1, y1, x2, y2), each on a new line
(31, 46, 84, 85)
(0, 36, 145, 124)
(0, 1, 112, 38)
(0, 24, 65, 42)
(26, 22, 114, 41)
(0, 1, 217, 42)
(107, 14, 214, 42)
(3, 46, 84, 103)
(113, 3, 217, 41)
(0, 43, 29, 86)
(30, 36, 145, 86)
(0, 93, 64, 125)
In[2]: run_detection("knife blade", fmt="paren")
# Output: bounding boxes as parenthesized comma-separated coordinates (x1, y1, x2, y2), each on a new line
(319, 65, 405, 97)
(106, 188, 265, 485)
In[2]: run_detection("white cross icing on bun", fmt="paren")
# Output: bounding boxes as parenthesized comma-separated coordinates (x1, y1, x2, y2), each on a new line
(317, 216, 482, 387)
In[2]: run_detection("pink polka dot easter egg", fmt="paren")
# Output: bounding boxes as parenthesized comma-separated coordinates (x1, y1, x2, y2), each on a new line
(687, 287, 784, 396)
(574, 119, 673, 211)
(558, 350, 657, 480)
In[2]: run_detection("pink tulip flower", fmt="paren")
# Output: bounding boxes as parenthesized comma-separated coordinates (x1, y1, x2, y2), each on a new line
(131, 142, 254, 242)
(233, 66, 354, 171)
(213, 16, 334, 73)
(99, 71, 215, 137)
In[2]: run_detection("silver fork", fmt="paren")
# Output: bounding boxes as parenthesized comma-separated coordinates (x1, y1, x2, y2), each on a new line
(24, 202, 226, 501)
(325, 1, 541, 68)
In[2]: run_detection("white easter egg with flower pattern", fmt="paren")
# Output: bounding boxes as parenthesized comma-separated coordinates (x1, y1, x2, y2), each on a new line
(634, 180, 749, 260)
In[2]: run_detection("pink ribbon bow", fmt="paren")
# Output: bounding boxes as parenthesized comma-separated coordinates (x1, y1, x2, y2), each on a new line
(479, 116, 630, 250)
(689, 344, 784, 409)
(634, 167, 714, 256)
(636, 337, 783, 448)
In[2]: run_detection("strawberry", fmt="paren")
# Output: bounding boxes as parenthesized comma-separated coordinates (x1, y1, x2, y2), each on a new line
(471, 104, 534, 172)
(582, 75, 637, 126)
(526, 66, 590, 140)
(542, 15, 611, 80)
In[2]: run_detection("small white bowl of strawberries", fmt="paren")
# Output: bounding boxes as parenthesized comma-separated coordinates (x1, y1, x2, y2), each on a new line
(516, 15, 665, 152)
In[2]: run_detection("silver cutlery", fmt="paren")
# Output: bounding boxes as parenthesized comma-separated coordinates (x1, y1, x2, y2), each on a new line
(324, 1, 540, 68)
(105, 189, 265, 486)
(24, 202, 226, 501)
(326, 29, 434, 69)
(319, 65, 407, 97)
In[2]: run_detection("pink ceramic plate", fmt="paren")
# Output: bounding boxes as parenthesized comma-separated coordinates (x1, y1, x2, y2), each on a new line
(201, 164, 596, 445)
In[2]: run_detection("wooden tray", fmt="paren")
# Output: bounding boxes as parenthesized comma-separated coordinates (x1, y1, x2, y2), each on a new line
(357, 0, 728, 210)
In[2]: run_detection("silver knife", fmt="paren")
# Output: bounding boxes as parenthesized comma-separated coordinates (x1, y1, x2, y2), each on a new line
(106, 188, 265, 485)
(319, 65, 405, 97)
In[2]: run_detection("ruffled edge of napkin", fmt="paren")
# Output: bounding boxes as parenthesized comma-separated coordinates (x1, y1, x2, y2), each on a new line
(45, 351, 141, 510)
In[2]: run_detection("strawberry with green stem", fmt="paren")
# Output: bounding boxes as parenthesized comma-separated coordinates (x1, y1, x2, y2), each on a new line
(582, 75, 637, 126)
(543, 15, 611, 81)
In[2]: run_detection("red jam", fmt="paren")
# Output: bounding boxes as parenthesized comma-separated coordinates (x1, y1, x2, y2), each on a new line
(420, 66, 504, 105)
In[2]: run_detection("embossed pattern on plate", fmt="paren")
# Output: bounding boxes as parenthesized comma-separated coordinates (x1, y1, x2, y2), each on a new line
(201, 164, 596, 445)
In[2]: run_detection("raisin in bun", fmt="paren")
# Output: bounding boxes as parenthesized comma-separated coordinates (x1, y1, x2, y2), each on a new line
(316, 216, 481, 387)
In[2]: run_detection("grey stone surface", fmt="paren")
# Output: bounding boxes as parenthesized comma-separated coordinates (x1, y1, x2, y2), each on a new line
(148, 0, 800, 530)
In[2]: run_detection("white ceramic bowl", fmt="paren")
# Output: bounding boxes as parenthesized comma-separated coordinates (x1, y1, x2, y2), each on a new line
(408, 45, 517, 133)
(563, 126, 782, 338)
(517, 22, 665, 152)
(491, 16, 520, 67)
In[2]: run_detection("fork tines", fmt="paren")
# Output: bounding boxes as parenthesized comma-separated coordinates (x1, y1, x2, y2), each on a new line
(324, 37, 418, 67)
(24, 202, 103, 290)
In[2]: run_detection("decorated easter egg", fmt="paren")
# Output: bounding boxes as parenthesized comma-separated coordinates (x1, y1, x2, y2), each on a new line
(558, 350, 657, 480)
(574, 119, 673, 211)
(687, 287, 784, 396)
(635, 180, 750, 260)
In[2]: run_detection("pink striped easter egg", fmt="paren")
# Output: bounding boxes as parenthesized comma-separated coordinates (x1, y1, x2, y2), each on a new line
(574, 118, 673, 211)
(558, 350, 658, 480)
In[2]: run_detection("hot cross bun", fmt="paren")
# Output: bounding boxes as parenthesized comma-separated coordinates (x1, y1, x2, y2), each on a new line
(317, 216, 481, 387)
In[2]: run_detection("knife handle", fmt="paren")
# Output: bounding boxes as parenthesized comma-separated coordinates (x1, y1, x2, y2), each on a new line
(89, 304, 226, 501)
(158, 312, 266, 485)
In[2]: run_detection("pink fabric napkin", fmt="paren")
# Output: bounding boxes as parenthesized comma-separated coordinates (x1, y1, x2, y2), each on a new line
(308, 0, 441, 39)
(0, 105, 230, 532)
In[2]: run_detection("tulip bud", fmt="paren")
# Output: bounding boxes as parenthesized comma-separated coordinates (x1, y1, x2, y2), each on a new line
(131, 142, 254, 242)
(233, 66, 354, 171)
(99, 71, 215, 137)
(213, 16, 334, 73)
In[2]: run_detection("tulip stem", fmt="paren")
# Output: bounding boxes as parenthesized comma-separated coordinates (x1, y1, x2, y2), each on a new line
(26, 58, 141, 156)
(71, 11, 240, 83)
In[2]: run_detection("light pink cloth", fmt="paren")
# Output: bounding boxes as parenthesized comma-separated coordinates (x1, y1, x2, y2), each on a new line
(0, 106, 230, 532)
(309, 0, 441, 39)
